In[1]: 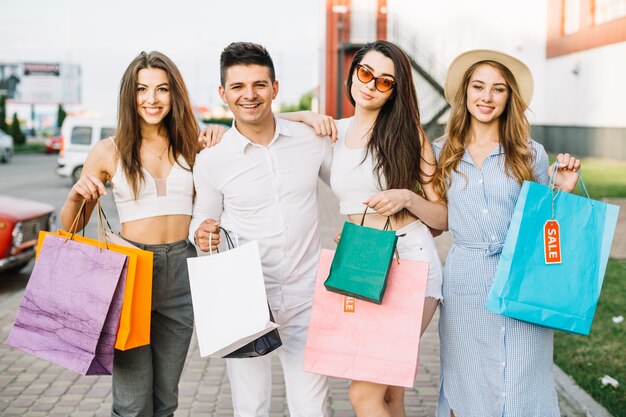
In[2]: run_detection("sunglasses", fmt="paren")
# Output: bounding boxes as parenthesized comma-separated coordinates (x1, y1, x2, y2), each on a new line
(355, 65, 396, 93)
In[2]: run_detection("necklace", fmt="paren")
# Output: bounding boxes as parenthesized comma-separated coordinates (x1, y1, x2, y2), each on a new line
(143, 143, 168, 162)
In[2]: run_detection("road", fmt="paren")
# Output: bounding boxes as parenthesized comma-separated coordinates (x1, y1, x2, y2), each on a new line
(0, 153, 120, 298)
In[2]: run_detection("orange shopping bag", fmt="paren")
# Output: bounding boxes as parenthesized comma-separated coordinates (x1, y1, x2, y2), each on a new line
(37, 229, 153, 350)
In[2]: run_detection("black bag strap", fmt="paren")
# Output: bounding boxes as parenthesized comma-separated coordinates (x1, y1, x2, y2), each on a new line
(359, 205, 393, 231)
(357, 205, 399, 263)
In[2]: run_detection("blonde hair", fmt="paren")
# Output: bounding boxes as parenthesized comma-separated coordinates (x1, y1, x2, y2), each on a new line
(433, 61, 535, 201)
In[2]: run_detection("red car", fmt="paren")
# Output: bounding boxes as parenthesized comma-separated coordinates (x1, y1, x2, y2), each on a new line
(0, 195, 55, 273)
(45, 135, 62, 153)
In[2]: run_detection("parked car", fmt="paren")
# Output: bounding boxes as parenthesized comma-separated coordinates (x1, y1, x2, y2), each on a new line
(45, 133, 62, 153)
(0, 130, 13, 163)
(56, 116, 116, 183)
(0, 195, 55, 273)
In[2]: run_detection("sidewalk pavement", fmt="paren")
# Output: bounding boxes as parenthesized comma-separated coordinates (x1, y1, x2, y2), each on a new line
(0, 183, 620, 417)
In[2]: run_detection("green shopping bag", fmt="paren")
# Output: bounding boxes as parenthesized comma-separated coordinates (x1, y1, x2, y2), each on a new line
(324, 214, 398, 304)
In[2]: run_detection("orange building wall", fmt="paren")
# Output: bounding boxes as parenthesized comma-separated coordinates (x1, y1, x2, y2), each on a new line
(324, 0, 387, 118)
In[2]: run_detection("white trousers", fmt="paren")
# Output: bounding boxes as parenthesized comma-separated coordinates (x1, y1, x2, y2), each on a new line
(226, 299, 329, 417)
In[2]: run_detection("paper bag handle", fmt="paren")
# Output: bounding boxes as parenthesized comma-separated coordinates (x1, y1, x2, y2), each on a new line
(358, 205, 400, 264)
(208, 227, 239, 256)
(65, 199, 110, 251)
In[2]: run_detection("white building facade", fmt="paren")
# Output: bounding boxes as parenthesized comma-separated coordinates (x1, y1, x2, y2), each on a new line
(386, 0, 626, 159)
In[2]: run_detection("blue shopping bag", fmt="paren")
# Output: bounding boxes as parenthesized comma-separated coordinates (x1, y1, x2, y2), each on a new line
(485, 179, 619, 335)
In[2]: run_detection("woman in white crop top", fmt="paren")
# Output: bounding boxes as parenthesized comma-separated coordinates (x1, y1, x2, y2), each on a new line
(282, 41, 447, 417)
(60, 51, 220, 417)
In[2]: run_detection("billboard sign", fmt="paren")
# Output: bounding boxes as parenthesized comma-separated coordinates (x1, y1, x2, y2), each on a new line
(0, 62, 81, 105)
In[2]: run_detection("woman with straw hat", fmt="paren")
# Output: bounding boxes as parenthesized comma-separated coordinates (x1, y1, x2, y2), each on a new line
(432, 50, 581, 416)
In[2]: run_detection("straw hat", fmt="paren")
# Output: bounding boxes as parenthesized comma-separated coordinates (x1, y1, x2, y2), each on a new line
(444, 49, 534, 108)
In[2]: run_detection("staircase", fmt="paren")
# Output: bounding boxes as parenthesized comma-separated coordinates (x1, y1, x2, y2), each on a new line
(389, 16, 449, 139)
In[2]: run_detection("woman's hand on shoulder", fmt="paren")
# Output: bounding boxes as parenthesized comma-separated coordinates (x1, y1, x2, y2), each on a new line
(198, 124, 229, 149)
(363, 189, 411, 217)
(303, 112, 337, 143)
(549, 153, 582, 193)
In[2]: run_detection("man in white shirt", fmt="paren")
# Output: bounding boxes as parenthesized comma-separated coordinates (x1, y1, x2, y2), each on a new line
(190, 42, 332, 417)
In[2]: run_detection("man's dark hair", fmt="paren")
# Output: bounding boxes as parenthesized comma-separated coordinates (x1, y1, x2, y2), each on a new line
(220, 42, 275, 86)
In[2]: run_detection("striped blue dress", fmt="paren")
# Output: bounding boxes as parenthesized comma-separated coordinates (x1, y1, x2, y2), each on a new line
(433, 139, 560, 417)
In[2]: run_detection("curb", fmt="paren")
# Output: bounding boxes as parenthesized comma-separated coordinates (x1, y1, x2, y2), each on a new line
(554, 364, 614, 417)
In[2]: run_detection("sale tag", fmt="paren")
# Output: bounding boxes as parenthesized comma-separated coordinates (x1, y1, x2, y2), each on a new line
(343, 296, 356, 313)
(544, 220, 562, 264)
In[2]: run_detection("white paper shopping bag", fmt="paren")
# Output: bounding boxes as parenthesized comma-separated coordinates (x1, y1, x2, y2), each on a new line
(187, 239, 279, 357)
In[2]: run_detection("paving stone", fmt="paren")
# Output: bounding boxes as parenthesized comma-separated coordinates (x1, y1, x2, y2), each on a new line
(50, 405, 76, 414)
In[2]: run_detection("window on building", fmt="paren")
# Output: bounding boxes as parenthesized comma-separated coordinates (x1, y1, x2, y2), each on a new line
(564, 0, 582, 34)
(594, 0, 626, 25)
(548, 0, 626, 57)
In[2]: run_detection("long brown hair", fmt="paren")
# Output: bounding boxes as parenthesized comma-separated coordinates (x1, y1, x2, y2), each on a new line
(346, 41, 437, 218)
(433, 61, 535, 201)
(116, 51, 198, 198)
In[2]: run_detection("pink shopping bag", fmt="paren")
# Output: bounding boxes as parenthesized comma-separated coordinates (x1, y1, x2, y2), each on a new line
(304, 249, 428, 388)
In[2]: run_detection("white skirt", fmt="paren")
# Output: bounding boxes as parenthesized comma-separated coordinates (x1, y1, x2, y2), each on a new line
(395, 220, 443, 300)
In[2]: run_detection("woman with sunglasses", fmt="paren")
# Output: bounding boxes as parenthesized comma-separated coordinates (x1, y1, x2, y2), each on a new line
(282, 40, 447, 417)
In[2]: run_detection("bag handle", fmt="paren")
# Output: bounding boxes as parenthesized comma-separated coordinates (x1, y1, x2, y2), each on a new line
(359, 205, 400, 264)
(549, 160, 591, 219)
(65, 199, 110, 251)
(208, 227, 239, 256)
(359, 205, 392, 231)
(549, 160, 589, 198)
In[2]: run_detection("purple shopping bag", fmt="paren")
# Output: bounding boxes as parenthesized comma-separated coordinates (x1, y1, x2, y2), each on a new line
(5, 233, 128, 375)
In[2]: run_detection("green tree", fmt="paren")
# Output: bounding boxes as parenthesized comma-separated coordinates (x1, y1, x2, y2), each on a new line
(57, 104, 67, 128)
(10, 113, 25, 145)
(0, 95, 7, 133)
(298, 91, 314, 110)
(279, 90, 315, 113)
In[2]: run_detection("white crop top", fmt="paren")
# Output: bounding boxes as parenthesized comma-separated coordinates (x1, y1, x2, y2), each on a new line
(330, 117, 387, 215)
(110, 140, 193, 223)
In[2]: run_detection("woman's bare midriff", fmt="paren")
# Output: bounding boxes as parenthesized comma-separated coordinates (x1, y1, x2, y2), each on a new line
(120, 214, 191, 245)
(346, 211, 419, 231)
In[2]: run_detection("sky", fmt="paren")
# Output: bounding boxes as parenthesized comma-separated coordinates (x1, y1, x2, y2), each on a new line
(1, 0, 323, 121)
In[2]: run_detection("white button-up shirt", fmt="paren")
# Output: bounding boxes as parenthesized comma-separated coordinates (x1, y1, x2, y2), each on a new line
(190, 117, 332, 309)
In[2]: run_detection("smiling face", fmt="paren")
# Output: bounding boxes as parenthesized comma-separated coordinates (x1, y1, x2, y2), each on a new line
(350, 50, 395, 112)
(219, 64, 278, 129)
(135, 67, 171, 128)
(465, 63, 510, 125)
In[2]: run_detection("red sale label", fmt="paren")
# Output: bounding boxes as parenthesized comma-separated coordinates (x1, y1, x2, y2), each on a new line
(343, 296, 356, 313)
(544, 220, 562, 264)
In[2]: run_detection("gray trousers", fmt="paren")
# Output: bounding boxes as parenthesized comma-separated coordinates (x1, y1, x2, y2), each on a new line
(111, 239, 195, 417)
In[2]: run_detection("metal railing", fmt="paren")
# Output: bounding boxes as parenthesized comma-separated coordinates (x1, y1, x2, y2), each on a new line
(388, 15, 450, 129)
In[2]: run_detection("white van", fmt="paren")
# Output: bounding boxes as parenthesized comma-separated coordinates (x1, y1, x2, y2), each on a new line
(56, 116, 116, 183)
